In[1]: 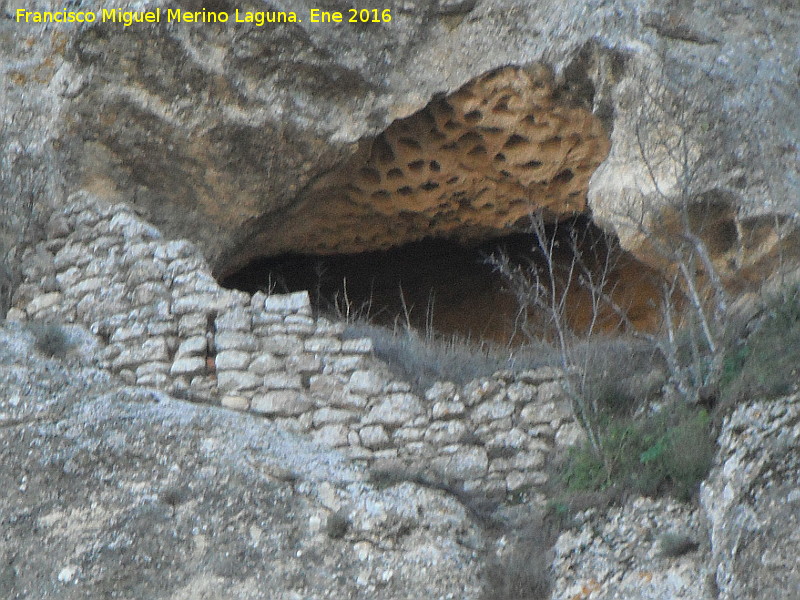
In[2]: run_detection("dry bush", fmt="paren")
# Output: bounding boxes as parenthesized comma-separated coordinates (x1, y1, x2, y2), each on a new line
(481, 522, 554, 600)
(27, 320, 73, 359)
(325, 509, 351, 540)
(658, 532, 699, 558)
(343, 320, 558, 394)
(486, 62, 739, 499)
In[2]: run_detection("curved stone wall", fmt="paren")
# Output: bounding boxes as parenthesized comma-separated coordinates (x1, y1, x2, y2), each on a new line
(11, 191, 581, 499)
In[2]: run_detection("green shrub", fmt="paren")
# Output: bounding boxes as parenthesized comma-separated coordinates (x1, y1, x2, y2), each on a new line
(562, 404, 714, 501)
(28, 320, 73, 358)
(563, 443, 608, 492)
(719, 344, 749, 391)
(661, 410, 715, 500)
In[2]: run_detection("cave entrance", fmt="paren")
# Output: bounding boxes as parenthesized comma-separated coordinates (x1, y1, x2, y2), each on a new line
(222, 232, 525, 345)
(221, 216, 665, 346)
(220, 64, 665, 344)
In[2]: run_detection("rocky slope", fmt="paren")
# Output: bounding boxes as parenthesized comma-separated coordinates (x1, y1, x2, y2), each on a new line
(0, 321, 487, 599)
(2, 311, 798, 599)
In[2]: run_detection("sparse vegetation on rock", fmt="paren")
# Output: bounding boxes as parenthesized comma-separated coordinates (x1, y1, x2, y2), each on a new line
(27, 320, 72, 359)
(481, 531, 553, 600)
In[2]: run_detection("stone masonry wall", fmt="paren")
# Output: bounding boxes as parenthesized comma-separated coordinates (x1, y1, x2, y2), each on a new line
(9, 190, 581, 498)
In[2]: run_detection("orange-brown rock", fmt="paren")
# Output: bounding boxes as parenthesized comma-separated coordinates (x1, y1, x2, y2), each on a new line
(239, 65, 610, 266)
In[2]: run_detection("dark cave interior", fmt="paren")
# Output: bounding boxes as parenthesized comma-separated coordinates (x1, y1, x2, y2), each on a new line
(220, 217, 665, 345)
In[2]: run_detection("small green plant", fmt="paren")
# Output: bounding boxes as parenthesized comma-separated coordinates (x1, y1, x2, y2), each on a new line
(720, 286, 800, 408)
(325, 509, 351, 540)
(662, 410, 715, 500)
(28, 320, 73, 358)
(658, 532, 699, 557)
(719, 344, 749, 391)
(546, 500, 570, 519)
(563, 443, 607, 492)
(562, 404, 714, 501)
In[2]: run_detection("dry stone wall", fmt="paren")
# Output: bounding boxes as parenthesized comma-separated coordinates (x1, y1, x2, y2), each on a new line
(9, 191, 580, 498)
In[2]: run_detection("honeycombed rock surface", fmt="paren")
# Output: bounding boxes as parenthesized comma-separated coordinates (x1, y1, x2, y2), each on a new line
(263, 65, 610, 256)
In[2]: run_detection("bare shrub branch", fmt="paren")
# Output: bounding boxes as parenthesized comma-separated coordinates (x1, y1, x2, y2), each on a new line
(488, 56, 751, 465)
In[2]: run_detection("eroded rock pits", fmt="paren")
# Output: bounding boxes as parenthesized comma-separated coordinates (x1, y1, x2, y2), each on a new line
(246, 64, 611, 259)
(223, 65, 669, 342)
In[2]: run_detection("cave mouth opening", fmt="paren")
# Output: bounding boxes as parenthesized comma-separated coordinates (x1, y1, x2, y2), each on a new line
(220, 216, 665, 346)
(219, 63, 667, 345)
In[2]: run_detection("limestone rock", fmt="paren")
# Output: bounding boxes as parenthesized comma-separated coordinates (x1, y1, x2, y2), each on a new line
(2, 5, 800, 598)
(0, 322, 483, 600)
(349, 369, 385, 396)
(551, 496, 713, 600)
(221, 394, 250, 411)
(216, 369, 262, 392)
(214, 349, 251, 371)
(431, 446, 489, 480)
(263, 291, 312, 315)
(312, 424, 350, 448)
(359, 425, 392, 450)
(365, 393, 424, 426)
(251, 391, 313, 417)
(175, 335, 207, 359)
(3, 0, 794, 288)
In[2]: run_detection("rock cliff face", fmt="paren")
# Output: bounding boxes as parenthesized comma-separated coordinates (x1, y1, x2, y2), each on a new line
(4, 0, 798, 340)
(1, 2, 799, 598)
(4, 0, 798, 278)
(700, 396, 800, 600)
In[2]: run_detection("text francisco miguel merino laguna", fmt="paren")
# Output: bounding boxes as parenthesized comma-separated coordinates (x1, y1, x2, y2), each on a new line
(14, 7, 394, 26)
